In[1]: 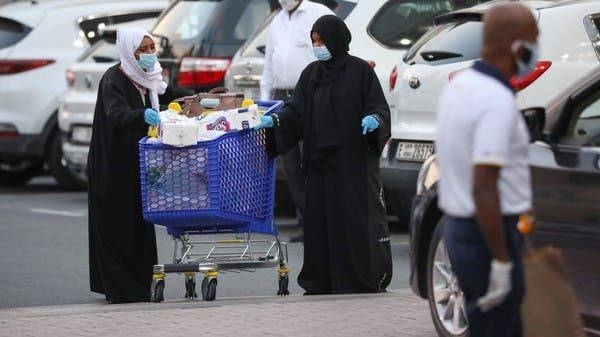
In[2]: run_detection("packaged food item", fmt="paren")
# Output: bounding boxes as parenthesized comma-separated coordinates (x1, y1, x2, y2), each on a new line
(160, 121, 199, 147)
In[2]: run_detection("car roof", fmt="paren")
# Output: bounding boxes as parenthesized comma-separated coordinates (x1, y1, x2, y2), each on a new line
(1, 0, 164, 27)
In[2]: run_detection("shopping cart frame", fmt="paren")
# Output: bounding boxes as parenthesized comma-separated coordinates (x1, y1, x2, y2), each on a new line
(140, 100, 290, 302)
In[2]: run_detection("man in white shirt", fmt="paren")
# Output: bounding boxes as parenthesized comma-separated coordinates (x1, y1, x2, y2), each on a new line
(261, 0, 334, 242)
(435, 3, 539, 336)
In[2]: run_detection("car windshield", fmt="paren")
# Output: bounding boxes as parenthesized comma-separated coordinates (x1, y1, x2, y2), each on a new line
(240, 0, 358, 58)
(152, 0, 270, 44)
(402, 19, 483, 65)
(368, 0, 490, 49)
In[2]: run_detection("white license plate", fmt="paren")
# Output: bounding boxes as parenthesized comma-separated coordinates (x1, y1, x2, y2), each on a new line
(395, 142, 434, 162)
(72, 126, 93, 143)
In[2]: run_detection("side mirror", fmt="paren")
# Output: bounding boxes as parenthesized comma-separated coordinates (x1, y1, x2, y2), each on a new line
(521, 107, 545, 142)
(256, 45, 266, 54)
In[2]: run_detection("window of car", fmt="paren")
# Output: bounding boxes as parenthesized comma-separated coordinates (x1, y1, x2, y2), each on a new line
(78, 11, 163, 45)
(566, 91, 600, 147)
(233, 0, 271, 41)
(583, 13, 600, 62)
(80, 40, 119, 63)
(402, 19, 483, 66)
(0, 17, 32, 49)
(368, 0, 490, 49)
(153, 1, 219, 41)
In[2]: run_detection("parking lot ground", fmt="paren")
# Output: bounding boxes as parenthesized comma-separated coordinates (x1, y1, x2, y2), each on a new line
(0, 289, 436, 337)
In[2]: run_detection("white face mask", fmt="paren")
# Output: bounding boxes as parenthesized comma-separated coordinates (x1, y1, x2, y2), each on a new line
(279, 0, 300, 12)
(511, 40, 540, 78)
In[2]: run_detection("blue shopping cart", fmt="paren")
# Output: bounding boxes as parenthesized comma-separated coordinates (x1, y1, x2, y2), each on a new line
(139, 100, 289, 302)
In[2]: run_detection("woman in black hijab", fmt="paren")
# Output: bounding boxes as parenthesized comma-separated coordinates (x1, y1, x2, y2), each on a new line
(257, 15, 392, 294)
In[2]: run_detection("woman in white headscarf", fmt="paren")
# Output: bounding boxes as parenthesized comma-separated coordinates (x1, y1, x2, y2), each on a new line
(87, 28, 192, 303)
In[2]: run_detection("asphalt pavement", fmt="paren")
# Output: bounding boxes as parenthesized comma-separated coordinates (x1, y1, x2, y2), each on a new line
(0, 176, 411, 309)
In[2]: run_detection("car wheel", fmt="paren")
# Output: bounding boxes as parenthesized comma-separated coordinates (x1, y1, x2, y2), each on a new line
(47, 133, 86, 191)
(427, 219, 469, 337)
(0, 160, 43, 186)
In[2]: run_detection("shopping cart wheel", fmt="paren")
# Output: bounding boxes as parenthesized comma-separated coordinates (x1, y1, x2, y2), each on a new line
(184, 274, 197, 299)
(151, 279, 165, 303)
(277, 274, 289, 296)
(201, 277, 217, 301)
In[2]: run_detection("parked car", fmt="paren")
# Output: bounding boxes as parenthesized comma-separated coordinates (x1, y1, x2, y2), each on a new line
(224, 0, 358, 99)
(152, 0, 274, 93)
(0, 0, 167, 188)
(382, 0, 600, 222)
(410, 65, 600, 337)
(58, 18, 159, 183)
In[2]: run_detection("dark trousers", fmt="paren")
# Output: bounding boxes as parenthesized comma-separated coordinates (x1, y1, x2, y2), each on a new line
(273, 89, 304, 227)
(442, 216, 525, 337)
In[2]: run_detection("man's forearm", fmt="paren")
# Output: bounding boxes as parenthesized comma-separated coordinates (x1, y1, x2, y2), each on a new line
(474, 166, 509, 262)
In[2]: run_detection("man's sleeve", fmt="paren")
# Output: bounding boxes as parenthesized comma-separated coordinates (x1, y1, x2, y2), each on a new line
(472, 95, 516, 167)
(260, 24, 274, 101)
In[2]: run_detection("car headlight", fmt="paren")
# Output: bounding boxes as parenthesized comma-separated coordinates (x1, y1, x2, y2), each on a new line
(415, 154, 439, 196)
(71, 126, 93, 144)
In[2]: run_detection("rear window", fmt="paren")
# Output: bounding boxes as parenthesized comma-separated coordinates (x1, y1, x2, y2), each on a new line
(153, 0, 270, 44)
(240, 0, 357, 58)
(402, 19, 483, 66)
(0, 17, 31, 49)
(80, 40, 119, 63)
(78, 11, 163, 45)
(368, 0, 490, 49)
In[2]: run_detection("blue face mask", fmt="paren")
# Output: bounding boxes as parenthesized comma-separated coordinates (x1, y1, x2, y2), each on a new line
(313, 46, 332, 61)
(137, 52, 157, 70)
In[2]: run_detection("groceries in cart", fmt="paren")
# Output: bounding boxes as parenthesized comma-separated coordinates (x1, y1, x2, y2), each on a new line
(151, 98, 265, 147)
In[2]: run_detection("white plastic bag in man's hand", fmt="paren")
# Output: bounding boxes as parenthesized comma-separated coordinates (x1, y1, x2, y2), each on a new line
(477, 259, 514, 312)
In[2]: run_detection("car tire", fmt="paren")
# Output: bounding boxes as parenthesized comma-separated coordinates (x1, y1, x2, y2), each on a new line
(47, 133, 86, 191)
(427, 219, 469, 337)
(0, 161, 43, 186)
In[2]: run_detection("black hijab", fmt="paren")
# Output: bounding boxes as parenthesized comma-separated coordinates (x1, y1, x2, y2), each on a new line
(310, 15, 352, 85)
(304, 15, 352, 163)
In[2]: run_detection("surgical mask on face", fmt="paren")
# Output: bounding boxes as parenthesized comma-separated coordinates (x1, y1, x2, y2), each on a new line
(313, 45, 332, 61)
(279, 0, 300, 12)
(137, 52, 157, 71)
(511, 40, 540, 78)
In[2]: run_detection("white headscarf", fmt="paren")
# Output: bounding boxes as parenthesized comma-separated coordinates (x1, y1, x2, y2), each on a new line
(116, 27, 167, 111)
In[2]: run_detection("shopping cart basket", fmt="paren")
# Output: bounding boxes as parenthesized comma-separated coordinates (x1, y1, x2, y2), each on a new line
(139, 100, 289, 302)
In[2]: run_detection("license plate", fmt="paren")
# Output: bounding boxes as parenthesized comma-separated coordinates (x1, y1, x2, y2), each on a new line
(395, 142, 434, 162)
(71, 126, 93, 143)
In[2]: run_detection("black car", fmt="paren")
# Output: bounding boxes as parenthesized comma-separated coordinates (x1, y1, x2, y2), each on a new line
(409, 66, 600, 337)
(152, 0, 274, 92)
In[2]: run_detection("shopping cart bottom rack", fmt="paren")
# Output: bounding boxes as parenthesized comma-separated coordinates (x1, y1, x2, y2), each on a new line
(139, 100, 289, 302)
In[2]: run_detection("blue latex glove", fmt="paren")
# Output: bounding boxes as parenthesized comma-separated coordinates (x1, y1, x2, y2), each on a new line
(361, 115, 380, 134)
(254, 115, 274, 130)
(144, 108, 160, 126)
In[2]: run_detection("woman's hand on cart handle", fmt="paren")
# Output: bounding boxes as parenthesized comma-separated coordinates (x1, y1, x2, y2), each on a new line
(254, 115, 275, 130)
(144, 108, 160, 126)
(361, 115, 380, 135)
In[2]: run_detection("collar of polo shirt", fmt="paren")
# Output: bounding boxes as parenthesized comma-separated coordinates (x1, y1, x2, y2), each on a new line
(473, 61, 515, 94)
(295, 0, 309, 12)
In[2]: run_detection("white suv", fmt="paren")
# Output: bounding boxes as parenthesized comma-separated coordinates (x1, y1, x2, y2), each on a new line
(0, 0, 165, 188)
(382, 0, 600, 221)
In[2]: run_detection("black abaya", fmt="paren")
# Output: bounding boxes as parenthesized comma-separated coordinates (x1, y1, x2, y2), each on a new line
(88, 64, 191, 303)
(266, 49, 393, 293)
